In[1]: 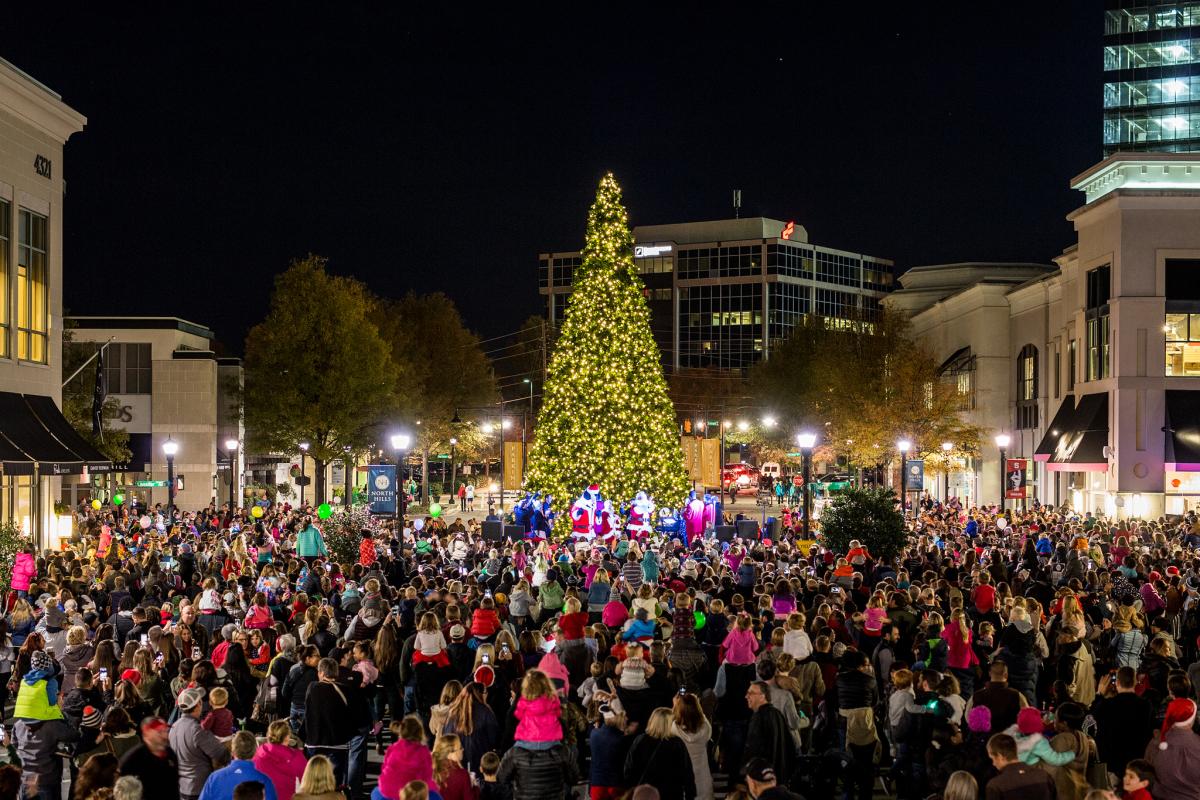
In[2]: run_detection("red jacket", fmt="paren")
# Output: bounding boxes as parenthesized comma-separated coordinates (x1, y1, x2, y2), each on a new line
(470, 608, 501, 638)
(359, 538, 377, 567)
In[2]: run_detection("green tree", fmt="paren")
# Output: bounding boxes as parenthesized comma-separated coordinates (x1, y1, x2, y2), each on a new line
(526, 173, 688, 534)
(244, 255, 399, 502)
(818, 486, 907, 561)
(0, 520, 25, 586)
(61, 326, 131, 464)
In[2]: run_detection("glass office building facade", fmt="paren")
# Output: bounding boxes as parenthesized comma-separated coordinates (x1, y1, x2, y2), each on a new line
(539, 218, 892, 372)
(1104, 1, 1200, 153)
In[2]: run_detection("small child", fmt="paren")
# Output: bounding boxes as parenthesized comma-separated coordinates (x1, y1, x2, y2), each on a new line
(12, 650, 64, 722)
(352, 640, 384, 736)
(201, 686, 235, 738)
(615, 642, 655, 691)
(722, 613, 760, 665)
(577, 661, 603, 708)
(412, 612, 450, 667)
(782, 612, 812, 661)
(513, 669, 563, 750)
(1123, 758, 1155, 800)
(479, 751, 511, 800)
(863, 593, 888, 640)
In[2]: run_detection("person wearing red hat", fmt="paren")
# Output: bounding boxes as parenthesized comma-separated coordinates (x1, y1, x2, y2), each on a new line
(1145, 697, 1200, 799)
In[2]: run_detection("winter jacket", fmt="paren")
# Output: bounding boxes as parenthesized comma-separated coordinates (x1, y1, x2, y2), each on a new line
(10, 552, 35, 592)
(13, 717, 78, 787)
(722, 627, 759, 665)
(623, 733, 696, 800)
(253, 742, 309, 800)
(514, 695, 563, 743)
(1111, 629, 1148, 669)
(1145, 727, 1200, 800)
(169, 714, 229, 798)
(1003, 726, 1076, 767)
(1056, 638, 1097, 706)
(941, 625, 980, 671)
(198, 759, 279, 800)
(508, 590, 534, 618)
(496, 744, 579, 800)
(378, 739, 438, 800)
(296, 525, 328, 558)
(538, 582, 564, 612)
(672, 720, 715, 800)
(589, 724, 631, 789)
(642, 552, 660, 583)
(444, 698, 499, 774)
(58, 641, 93, 695)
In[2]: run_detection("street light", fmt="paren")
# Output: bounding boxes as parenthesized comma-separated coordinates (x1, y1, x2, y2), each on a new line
(796, 432, 817, 541)
(897, 439, 912, 516)
(298, 441, 310, 506)
(449, 437, 458, 502)
(737, 420, 750, 432)
(762, 416, 776, 428)
(941, 441, 953, 504)
(390, 433, 411, 528)
(162, 439, 179, 522)
(225, 438, 239, 513)
(523, 378, 534, 475)
(995, 433, 1011, 512)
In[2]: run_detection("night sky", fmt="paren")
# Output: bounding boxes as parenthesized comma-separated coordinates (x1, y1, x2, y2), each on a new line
(7, 3, 1098, 357)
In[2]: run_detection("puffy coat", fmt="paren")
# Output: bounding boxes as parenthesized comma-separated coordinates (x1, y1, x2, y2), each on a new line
(623, 733, 696, 800)
(253, 742, 309, 800)
(10, 552, 35, 592)
(496, 744, 579, 800)
(58, 642, 94, 695)
(514, 695, 563, 742)
(377, 739, 438, 800)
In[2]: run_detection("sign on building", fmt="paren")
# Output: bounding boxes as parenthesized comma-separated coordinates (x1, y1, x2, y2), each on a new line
(1005, 459, 1027, 499)
(367, 464, 397, 515)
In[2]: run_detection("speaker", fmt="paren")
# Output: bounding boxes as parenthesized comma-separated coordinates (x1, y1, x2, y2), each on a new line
(765, 516, 781, 540)
(481, 520, 504, 541)
(715, 525, 736, 543)
(504, 525, 526, 542)
(737, 519, 760, 540)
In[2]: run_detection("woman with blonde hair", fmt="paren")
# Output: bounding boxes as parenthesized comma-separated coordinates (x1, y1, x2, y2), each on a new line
(294, 754, 345, 800)
(622, 706, 696, 800)
(431, 735, 474, 800)
(671, 692, 713, 799)
(429, 680, 463, 738)
(941, 770, 979, 800)
(254, 720, 308, 800)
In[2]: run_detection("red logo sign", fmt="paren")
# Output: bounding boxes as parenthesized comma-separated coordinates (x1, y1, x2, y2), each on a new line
(1005, 458, 1027, 499)
(781, 221, 795, 240)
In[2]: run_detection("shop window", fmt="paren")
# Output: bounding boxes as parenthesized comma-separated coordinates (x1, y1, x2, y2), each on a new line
(16, 209, 47, 364)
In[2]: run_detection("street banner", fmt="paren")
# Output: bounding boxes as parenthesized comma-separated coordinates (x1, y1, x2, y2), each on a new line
(367, 464, 397, 515)
(331, 461, 345, 488)
(503, 441, 523, 491)
(904, 459, 924, 492)
(1005, 458, 1027, 499)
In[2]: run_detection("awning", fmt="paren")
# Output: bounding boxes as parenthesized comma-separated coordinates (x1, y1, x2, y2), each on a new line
(1034, 394, 1076, 462)
(24, 395, 113, 474)
(1047, 391, 1109, 472)
(0, 433, 34, 475)
(937, 346, 973, 375)
(1165, 390, 1200, 471)
(0, 391, 84, 475)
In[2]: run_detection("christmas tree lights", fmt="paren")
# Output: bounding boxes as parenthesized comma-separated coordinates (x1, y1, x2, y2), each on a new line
(526, 173, 689, 537)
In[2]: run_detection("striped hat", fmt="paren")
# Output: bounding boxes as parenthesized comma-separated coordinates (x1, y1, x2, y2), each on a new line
(81, 706, 102, 728)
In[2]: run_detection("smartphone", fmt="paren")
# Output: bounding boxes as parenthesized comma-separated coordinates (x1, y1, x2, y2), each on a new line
(140, 634, 149, 647)
(98, 668, 108, 682)
(482, 653, 490, 664)
(192, 646, 201, 660)
(155, 652, 164, 665)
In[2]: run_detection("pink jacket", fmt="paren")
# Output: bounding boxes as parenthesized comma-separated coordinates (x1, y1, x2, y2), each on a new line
(940, 625, 980, 670)
(378, 739, 438, 800)
(10, 553, 35, 592)
(722, 627, 759, 665)
(514, 695, 563, 743)
(864, 607, 888, 634)
(252, 742, 308, 800)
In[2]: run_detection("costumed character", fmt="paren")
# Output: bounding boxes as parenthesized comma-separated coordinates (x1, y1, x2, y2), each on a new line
(683, 490, 706, 545)
(594, 493, 618, 543)
(702, 492, 722, 533)
(512, 493, 534, 533)
(625, 492, 656, 541)
(570, 485, 599, 541)
(532, 494, 553, 538)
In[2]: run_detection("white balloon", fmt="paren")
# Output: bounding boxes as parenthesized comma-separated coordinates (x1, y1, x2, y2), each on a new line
(413, 518, 425, 531)
(139, 515, 152, 529)
(995, 517, 1008, 530)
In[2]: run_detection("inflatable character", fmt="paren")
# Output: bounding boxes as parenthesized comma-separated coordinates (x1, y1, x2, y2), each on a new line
(571, 485, 600, 540)
(626, 492, 656, 540)
(683, 490, 706, 544)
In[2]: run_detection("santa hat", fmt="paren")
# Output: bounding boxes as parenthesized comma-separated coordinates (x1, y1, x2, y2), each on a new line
(1160, 698, 1197, 749)
(473, 664, 495, 687)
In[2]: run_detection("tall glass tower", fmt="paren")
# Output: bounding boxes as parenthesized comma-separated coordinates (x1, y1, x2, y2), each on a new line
(1104, 2, 1200, 154)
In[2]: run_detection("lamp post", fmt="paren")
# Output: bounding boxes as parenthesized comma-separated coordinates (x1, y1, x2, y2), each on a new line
(995, 433, 1011, 512)
(162, 439, 178, 522)
(897, 439, 912, 517)
(449, 437, 457, 502)
(941, 441, 953, 504)
(797, 432, 817, 541)
(522, 378, 534, 476)
(391, 433, 411, 529)
(225, 438, 239, 513)
(298, 441, 310, 507)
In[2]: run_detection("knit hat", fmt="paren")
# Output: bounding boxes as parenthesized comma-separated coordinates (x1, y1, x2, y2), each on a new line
(537, 652, 570, 690)
(1160, 698, 1198, 749)
(30, 650, 53, 673)
(474, 664, 495, 687)
(966, 705, 992, 733)
(81, 706, 102, 728)
(121, 668, 142, 685)
(1017, 706, 1044, 736)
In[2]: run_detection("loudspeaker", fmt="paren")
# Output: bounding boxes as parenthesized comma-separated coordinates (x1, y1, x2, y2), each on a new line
(504, 525, 525, 541)
(715, 525, 736, 543)
(765, 517, 781, 540)
(481, 520, 504, 541)
(737, 519, 760, 540)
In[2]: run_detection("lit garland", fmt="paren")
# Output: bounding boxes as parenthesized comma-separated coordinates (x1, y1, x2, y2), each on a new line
(526, 173, 689, 537)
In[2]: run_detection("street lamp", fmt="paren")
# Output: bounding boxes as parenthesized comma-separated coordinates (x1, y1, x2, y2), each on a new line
(941, 441, 953, 504)
(449, 437, 457, 503)
(995, 433, 1011, 512)
(225, 438, 239, 513)
(390, 433, 411, 528)
(762, 416, 776, 428)
(897, 439, 912, 516)
(796, 432, 817, 541)
(162, 439, 179, 522)
(298, 441, 310, 506)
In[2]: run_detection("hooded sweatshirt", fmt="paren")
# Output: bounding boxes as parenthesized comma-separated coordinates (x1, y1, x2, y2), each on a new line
(1003, 724, 1076, 767)
(377, 739, 438, 800)
(252, 742, 309, 800)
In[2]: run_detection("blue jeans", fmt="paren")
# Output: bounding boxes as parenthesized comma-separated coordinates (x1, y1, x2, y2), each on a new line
(347, 732, 368, 798)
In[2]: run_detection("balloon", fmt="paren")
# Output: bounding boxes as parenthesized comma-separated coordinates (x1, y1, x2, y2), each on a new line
(694, 610, 707, 630)
(317, 503, 332, 520)
(139, 515, 152, 529)
(112, 493, 124, 506)
(413, 518, 425, 531)
(995, 517, 1008, 530)
(429, 502, 442, 518)
(91, 499, 101, 510)
(251, 506, 264, 519)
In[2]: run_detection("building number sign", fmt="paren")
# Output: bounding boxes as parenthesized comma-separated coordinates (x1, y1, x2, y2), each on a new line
(33, 155, 51, 179)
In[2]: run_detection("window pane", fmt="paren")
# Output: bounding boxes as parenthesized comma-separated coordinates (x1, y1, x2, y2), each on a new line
(1167, 313, 1189, 341)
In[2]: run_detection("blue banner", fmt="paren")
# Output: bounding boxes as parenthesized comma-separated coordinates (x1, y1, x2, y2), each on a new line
(367, 464, 397, 515)
(904, 459, 925, 492)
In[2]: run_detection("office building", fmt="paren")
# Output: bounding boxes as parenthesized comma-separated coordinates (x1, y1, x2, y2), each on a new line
(539, 217, 893, 371)
(890, 151, 1200, 517)
(66, 317, 243, 512)
(1104, 1, 1200, 154)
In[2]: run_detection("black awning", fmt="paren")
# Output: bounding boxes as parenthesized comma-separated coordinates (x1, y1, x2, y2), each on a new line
(0, 432, 34, 475)
(24, 394, 113, 473)
(114, 432, 151, 473)
(1166, 390, 1200, 465)
(0, 391, 84, 475)
(1035, 394, 1076, 459)
(937, 346, 972, 375)
(1050, 391, 1109, 466)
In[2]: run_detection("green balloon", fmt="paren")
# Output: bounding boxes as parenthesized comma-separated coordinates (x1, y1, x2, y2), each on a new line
(429, 502, 442, 519)
(694, 610, 706, 630)
(317, 503, 332, 520)
(112, 493, 125, 506)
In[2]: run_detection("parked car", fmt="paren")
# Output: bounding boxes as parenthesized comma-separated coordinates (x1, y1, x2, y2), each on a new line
(722, 462, 761, 489)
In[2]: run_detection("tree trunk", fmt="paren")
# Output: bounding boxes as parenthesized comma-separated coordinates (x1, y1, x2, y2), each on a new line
(346, 453, 356, 505)
(315, 458, 326, 505)
(421, 447, 430, 507)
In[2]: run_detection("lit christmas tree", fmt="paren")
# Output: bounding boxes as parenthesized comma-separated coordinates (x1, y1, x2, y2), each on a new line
(526, 173, 688, 536)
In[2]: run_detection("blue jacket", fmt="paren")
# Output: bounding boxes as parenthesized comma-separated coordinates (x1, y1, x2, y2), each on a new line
(198, 759, 279, 800)
(589, 724, 630, 788)
(296, 525, 329, 558)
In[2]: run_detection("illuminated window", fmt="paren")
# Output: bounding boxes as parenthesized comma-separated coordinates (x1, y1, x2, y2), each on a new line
(1164, 313, 1200, 375)
(0, 200, 8, 358)
(16, 209, 47, 364)
(1086, 266, 1110, 382)
(1016, 344, 1038, 429)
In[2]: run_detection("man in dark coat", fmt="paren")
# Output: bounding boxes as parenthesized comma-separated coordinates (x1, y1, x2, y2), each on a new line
(1091, 667, 1154, 776)
(985, 733, 1056, 800)
(745, 680, 793, 779)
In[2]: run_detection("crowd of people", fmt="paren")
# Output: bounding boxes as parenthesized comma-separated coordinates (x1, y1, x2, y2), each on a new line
(2, 496, 1200, 800)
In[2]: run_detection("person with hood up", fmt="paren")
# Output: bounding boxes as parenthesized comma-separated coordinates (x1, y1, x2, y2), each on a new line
(58, 624, 94, 695)
(1144, 697, 1200, 800)
(995, 605, 1039, 704)
(641, 548, 660, 586)
(1003, 706, 1076, 768)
